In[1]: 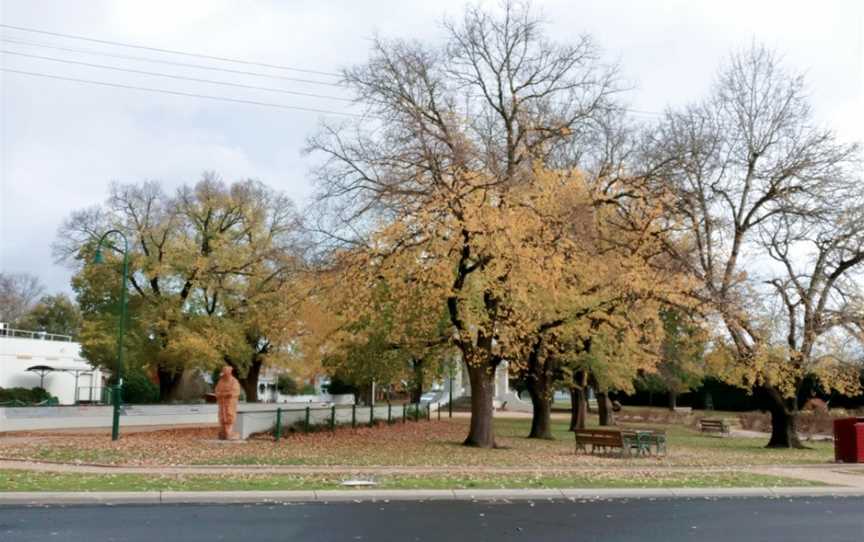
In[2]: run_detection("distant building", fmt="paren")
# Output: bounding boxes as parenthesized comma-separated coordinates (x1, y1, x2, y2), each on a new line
(0, 324, 104, 405)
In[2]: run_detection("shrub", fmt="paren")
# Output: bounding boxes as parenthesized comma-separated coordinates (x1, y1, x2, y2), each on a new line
(324, 376, 356, 395)
(0, 387, 56, 405)
(276, 374, 299, 395)
(120, 371, 160, 404)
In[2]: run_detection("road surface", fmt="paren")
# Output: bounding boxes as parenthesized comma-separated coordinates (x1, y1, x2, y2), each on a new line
(1, 496, 862, 541)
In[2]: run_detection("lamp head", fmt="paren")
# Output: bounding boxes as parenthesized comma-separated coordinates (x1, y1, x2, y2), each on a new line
(93, 248, 104, 264)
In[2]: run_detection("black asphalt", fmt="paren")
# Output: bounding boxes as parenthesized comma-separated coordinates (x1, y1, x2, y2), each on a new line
(1, 497, 862, 541)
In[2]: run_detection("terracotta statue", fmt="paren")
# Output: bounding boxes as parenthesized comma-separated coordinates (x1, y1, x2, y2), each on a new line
(214, 366, 241, 440)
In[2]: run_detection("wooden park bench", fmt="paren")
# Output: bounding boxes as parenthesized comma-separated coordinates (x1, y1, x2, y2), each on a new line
(573, 429, 634, 457)
(699, 418, 730, 436)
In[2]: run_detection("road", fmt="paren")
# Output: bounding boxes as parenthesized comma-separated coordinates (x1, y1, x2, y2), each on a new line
(1, 497, 862, 541)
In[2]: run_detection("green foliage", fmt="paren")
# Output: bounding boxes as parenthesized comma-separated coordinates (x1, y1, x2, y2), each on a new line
(323, 376, 356, 395)
(644, 309, 708, 396)
(17, 294, 82, 337)
(120, 371, 160, 404)
(0, 387, 56, 405)
(276, 374, 299, 395)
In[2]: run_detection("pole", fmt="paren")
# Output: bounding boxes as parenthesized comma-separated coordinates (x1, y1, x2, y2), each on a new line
(275, 408, 282, 441)
(352, 404, 356, 428)
(304, 406, 310, 433)
(330, 405, 336, 431)
(112, 245, 128, 441)
(369, 401, 374, 427)
(387, 402, 392, 424)
(402, 403, 406, 424)
(94, 229, 129, 442)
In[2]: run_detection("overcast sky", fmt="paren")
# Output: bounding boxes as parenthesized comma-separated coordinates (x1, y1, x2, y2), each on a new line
(1, 0, 862, 295)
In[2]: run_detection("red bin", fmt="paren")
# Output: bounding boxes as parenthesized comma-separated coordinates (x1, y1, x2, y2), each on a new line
(833, 417, 864, 463)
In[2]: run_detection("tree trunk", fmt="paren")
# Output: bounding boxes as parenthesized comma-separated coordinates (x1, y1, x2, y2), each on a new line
(569, 387, 587, 430)
(156, 368, 182, 402)
(597, 391, 615, 426)
(527, 381, 553, 439)
(668, 390, 678, 411)
(763, 386, 804, 449)
(464, 362, 497, 448)
(236, 359, 262, 403)
(410, 358, 424, 404)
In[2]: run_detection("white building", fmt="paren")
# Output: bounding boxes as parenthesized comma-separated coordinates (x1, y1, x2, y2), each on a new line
(0, 326, 104, 405)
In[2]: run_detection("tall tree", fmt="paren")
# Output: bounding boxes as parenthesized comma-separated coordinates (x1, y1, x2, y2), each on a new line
(645, 45, 861, 447)
(307, 1, 619, 448)
(755, 192, 864, 446)
(57, 175, 305, 401)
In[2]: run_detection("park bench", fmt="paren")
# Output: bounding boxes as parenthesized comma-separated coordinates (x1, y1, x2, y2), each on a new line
(573, 429, 634, 457)
(699, 418, 730, 436)
(622, 429, 668, 456)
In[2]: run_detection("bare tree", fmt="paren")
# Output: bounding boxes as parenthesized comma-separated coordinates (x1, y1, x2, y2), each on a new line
(645, 44, 861, 447)
(0, 272, 45, 326)
(307, 1, 620, 448)
(759, 192, 864, 446)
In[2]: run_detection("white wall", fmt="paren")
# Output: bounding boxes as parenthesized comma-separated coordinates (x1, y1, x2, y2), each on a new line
(0, 336, 103, 405)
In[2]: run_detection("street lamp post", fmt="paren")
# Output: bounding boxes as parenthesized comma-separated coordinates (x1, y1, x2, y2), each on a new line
(93, 230, 129, 441)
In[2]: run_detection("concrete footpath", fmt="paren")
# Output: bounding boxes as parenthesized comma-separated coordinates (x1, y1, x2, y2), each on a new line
(2, 486, 864, 505)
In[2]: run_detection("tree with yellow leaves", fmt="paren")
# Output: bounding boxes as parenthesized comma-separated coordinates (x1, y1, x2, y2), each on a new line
(57, 175, 307, 401)
(307, 2, 620, 447)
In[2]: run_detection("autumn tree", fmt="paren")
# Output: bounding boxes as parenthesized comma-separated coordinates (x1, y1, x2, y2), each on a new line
(754, 189, 864, 445)
(507, 172, 688, 438)
(645, 44, 861, 447)
(307, 1, 619, 448)
(57, 175, 306, 401)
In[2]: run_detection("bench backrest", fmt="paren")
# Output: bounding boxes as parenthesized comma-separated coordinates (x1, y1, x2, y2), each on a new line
(700, 419, 726, 428)
(573, 429, 624, 445)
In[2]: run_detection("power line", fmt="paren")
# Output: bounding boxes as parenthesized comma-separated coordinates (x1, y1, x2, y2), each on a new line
(0, 22, 342, 78)
(0, 67, 367, 118)
(0, 37, 345, 88)
(1, 49, 354, 102)
(0, 25, 666, 119)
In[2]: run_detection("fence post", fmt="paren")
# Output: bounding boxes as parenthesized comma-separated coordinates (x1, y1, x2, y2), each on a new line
(437, 402, 441, 421)
(402, 403, 407, 424)
(352, 404, 356, 428)
(388, 402, 392, 424)
(330, 405, 336, 431)
(275, 408, 282, 441)
(369, 402, 374, 427)
(304, 406, 310, 433)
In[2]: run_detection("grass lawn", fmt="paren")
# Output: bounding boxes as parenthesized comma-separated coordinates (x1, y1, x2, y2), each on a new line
(0, 417, 834, 468)
(0, 469, 823, 492)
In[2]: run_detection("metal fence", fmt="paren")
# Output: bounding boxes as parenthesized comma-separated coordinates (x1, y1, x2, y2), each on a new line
(0, 326, 74, 342)
(244, 401, 448, 441)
